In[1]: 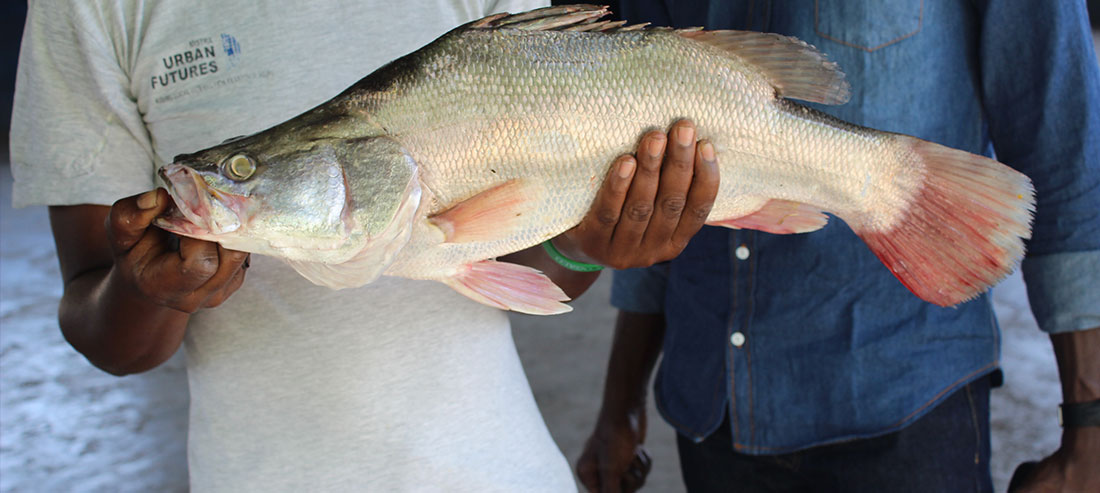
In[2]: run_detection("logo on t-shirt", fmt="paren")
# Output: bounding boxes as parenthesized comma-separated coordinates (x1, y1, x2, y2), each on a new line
(151, 34, 273, 105)
(222, 34, 242, 69)
(151, 37, 224, 90)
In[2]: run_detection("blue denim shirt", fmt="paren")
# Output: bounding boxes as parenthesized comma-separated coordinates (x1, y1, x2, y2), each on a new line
(609, 0, 1100, 454)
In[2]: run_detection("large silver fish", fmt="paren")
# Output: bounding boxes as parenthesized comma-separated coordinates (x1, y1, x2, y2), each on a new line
(156, 5, 1034, 314)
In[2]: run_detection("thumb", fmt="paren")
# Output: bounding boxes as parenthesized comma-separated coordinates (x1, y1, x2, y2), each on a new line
(106, 189, 172, 253)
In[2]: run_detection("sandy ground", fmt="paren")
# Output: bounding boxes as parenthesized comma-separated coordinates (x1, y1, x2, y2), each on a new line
(0, 157, 1067, 493)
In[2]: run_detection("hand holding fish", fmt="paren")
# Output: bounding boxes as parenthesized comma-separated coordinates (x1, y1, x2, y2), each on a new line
(48, 189, 249, 375)
(557, 120, 718, 270)
(107, 188, 250, 314)
(494, 120, 718, 298)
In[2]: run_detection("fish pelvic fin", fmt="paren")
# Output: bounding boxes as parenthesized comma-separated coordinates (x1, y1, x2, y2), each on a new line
(429, 179, 538, 243)
(708, 199, 830, 234)
(679, 30, 851, 105)
(852, 136, 1035, 307)
(443, 260, 572, 315)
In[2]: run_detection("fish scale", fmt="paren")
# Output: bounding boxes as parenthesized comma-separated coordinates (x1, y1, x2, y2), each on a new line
(156, 5, 1034, 314)
(378, 27, 888, 277)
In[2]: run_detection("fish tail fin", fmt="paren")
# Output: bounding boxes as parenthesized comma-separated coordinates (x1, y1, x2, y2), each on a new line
(852, 136, 1034, 306)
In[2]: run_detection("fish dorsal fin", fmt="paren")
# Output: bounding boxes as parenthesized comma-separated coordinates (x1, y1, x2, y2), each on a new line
(678, 30, 850, 105)
(468, 6, 849, 104)
(470, 5, 651, 32)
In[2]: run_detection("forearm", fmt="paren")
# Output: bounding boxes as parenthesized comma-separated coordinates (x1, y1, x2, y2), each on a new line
(59, 265, 190, 375)
(1051, 326, 1100, 403)
(499, 243, 601, 299)
(598, 310, 666, 420)
(1047, 326, 1100, 477)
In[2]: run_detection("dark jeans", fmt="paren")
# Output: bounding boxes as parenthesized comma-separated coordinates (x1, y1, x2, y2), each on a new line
(676, 377, 992, 493)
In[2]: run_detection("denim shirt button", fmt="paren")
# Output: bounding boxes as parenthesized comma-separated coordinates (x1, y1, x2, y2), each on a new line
(730, 331, 746, 347)
(735, 245, 750, 260)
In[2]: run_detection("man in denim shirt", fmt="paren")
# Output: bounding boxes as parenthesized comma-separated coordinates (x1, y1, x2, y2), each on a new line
(575, 1, 1100, 491)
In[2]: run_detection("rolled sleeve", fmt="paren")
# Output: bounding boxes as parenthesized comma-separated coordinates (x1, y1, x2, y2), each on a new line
(1022, 251, 1100, 333)
(979, 1, 1100, 333)
(610, 264, 669, 314)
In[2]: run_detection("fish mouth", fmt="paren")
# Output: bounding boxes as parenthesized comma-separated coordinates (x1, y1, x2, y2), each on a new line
(155, 164, 243, 236)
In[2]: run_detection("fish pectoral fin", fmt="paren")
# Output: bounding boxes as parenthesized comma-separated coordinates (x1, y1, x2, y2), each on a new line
(708, 199, 829, 234)
(679, 30, 850, 105)
(429, 179, 538, 243)
(443, 260, 572, 315)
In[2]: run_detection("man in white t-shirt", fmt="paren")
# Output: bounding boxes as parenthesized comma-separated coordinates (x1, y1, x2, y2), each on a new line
(12, 1, 717, 490)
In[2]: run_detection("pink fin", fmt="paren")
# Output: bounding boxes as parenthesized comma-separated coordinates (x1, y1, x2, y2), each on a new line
(679, 30, 850, 105)
(708, 199, 829, 234)
(855, 137, 1034, 307)
(444, 260, 572, 315)
(470, 5, 609, 30)
(430, 179, 534, 243)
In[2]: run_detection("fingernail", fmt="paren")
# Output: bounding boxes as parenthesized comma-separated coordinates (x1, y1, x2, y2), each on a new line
(618, 157, 636, 178)
(701, 141, 715, 162)
(646, 134, 665, 157)
(137, 190, 159, 210)
(675, 124, 694, 146)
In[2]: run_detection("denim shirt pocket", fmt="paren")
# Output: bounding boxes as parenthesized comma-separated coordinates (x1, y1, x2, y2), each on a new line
(813, 0, 923, 52)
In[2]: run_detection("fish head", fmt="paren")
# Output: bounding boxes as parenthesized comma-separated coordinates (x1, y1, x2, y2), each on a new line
(156, 110, 423, 273)
(155, 126, 393, 264)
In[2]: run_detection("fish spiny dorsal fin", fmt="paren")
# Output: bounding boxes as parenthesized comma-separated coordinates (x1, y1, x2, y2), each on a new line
(563, 20, 611, 32)
(613, 22, 650, 32)
(562, 19, 622, 32)
(469, 6, 848, 104)
(471, 5, 650, 33)
(470, 4, 609, 30)
(678, 30, 851, 105)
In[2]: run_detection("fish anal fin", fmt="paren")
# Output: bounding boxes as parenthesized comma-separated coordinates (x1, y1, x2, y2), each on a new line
(429, 179, 536, 243)
(708, 199, 829, 234)
(679, 30, 851, 105)
(444, 260, 572, 315)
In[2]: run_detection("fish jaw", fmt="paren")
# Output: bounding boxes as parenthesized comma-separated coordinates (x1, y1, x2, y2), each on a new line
(155, 164, 249, 239)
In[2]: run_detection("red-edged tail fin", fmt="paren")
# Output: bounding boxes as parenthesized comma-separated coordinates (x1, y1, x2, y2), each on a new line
(854, 137, 1035, 306)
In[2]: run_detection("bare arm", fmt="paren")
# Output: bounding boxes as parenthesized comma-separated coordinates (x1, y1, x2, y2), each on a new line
(576, 310, 667, 493)
(50, 189, 248, 375)
(1017, 327, 1100, 492)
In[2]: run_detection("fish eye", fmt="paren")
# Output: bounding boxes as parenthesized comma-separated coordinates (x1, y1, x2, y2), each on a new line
(224, 154, 256, 180)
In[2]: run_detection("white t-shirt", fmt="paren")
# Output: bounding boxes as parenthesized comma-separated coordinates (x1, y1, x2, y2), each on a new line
(13, 0, 574, 491)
